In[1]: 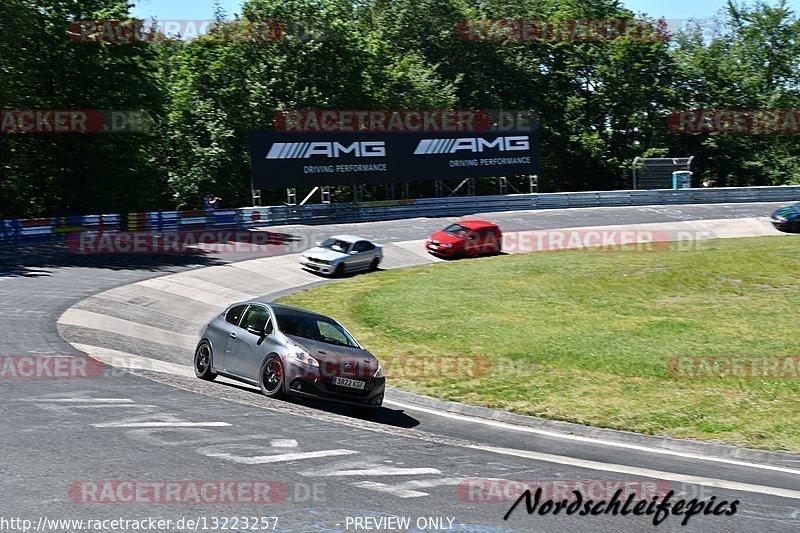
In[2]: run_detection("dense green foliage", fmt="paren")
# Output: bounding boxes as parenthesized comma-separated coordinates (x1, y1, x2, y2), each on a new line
(1, 0, 799, 217)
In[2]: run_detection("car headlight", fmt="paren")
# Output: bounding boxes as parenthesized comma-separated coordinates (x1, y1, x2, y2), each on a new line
(440, 243, 453, 248)
(773, 215, 787, 222)
(374, 362, 384, 378)
(286, 341, 319, 367)
(318, 259, 332, 265)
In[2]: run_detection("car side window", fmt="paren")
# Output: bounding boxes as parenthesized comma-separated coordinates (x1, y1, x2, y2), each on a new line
(225, 304, 248, 326)
(242, 305, 270, 334)
(354, 241, 374, 253)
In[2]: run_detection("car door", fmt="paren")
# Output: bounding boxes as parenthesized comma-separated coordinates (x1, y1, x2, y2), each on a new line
(465, 231, 482, 255)
(350, 241, 374, 270)
(479, 228, 499, 253)
(211, 304, 247, 371)
(225, 304, 279, 380)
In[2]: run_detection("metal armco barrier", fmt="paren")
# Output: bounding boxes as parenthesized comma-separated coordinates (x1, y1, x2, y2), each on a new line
(126, 209, 239, 231)
(0, 214, 121, 246)
(240, 186, 800, 226)
(2, 186, 799, 247)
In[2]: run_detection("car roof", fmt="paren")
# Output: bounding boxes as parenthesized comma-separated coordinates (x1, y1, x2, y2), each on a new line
(456, 219, 498, 230)
(234, 301, 331, 319)
(329, 235, 368, 243)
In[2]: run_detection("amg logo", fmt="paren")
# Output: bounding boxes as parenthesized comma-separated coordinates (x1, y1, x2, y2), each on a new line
(414, 136, 530, 155)
(266, 141, 386, 159)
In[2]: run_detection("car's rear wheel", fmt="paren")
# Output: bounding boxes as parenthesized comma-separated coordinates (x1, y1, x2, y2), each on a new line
(369, 258, 380, 271)
(333, 263, 345, 277)
(194, 341, 217, 381)
(259, 356, 285, 399)
(349, 405, 379, 419)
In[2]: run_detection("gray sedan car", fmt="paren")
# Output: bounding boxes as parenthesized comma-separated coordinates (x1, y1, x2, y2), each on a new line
(299, 235, 382, 276)
(194, 302, 385, 417)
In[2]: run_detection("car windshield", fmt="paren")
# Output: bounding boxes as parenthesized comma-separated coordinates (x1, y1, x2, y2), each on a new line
(275, 310, 359, 348)
(443, 224, 469, 236)
(319, 238, 352, 253)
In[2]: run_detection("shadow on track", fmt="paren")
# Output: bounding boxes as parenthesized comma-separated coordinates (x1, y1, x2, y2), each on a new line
(0, 230, 303, 278)
(214, 378, 420, 429)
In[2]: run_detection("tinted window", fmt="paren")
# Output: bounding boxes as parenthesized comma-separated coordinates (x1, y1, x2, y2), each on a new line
(275, 310, 358, 348)
(318, 321, 349, 344)
(225, 304, 248, 326)
(353, 241, 374, 252)
(242, 306, 270, 333)
(443, 224, 469, 236)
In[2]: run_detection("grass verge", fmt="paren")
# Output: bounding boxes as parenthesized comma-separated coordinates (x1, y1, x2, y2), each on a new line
(278, 236, 800, 452)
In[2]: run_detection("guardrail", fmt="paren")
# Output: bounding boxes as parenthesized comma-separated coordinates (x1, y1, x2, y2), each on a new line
(2, 186, 798, 247)
(0, 214, 121, 246)
(242, 186, 800, 226)
(127, 209, 239, 232)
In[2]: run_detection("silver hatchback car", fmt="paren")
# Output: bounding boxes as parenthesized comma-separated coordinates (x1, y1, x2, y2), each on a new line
(299, 235, 382, 276)
(195, 302, 385, 417)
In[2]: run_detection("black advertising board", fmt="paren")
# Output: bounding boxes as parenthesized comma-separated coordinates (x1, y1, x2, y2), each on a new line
(247, 130, 540, 189)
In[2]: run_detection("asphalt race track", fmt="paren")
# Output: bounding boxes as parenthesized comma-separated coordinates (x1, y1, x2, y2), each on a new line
(2, 202, 799, 533)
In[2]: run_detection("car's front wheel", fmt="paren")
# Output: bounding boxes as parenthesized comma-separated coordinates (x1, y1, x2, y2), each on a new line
(333, 263, 345, 277)
(194, 341, 217, 381)
(259, 356, 285, 399)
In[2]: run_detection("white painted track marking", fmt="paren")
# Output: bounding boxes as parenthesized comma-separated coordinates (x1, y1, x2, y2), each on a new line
(472, 445, 800, 501)
(271, 439, 299, 448)
(93, 421, 231, 428)
(200, 448, 358, 464)
(16, 398, 134, 403)
(315, 467, 441, 477)
(350, 478, 467, 499)
(385, 398, 800, 477)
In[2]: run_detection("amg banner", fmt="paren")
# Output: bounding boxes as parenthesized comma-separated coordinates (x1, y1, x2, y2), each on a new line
(247, 130, 540, 189)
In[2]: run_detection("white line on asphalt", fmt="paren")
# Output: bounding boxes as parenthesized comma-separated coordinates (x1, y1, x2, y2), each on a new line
(471, 445, 800, 501)
(200, 449, 359, 464)
(384, 399, 800, 477)
(271, 439, 299, 448)
(351, 478, 467, 499)
(92, 421, 231, 428)
(316, 467, 441, 477)
(349, 482, 427, 498)
(16, 398, 135, 403)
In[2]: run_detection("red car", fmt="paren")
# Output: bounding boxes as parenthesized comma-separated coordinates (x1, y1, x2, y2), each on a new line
(426, 219, 502, 257)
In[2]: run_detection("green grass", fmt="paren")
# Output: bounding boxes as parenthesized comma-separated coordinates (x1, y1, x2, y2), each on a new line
(278, 237, 800, 452)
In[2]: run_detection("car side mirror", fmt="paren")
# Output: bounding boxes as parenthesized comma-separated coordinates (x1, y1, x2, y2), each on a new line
(349, 250, 359, 255)
(247, 324, 264, 336)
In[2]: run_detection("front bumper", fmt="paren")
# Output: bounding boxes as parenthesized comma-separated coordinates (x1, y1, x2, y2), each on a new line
(283, 360, 383, 406)
(286, 372, 386, 407)
(299, 257, 335, 274)
(770, 218, 800, 233)
(426, 242, 459, 256)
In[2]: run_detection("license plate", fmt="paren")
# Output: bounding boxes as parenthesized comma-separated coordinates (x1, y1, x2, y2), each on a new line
(333, 376, 366, 390)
